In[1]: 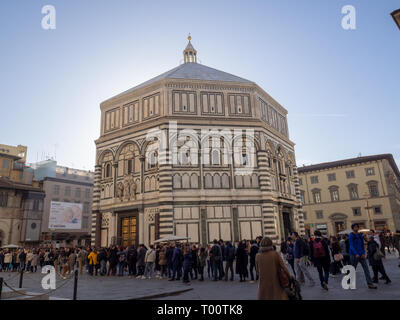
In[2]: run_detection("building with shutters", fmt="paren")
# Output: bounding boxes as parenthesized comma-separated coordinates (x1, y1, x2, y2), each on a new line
(92, 36, 304, 247)
(298, 154, 400, 236)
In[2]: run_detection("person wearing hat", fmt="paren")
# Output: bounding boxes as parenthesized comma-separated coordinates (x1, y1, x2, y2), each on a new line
(255, 237, 291, 300)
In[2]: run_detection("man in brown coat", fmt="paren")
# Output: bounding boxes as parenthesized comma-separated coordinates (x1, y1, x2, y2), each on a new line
(255, 237, 291, 300)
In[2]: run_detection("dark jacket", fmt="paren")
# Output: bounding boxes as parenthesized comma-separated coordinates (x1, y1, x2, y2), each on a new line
(183, 251, 192, 269)
(293, 238, 307, 259)
(367, 239, 384, 267)
(224, 243, 236, 263)
(249, 244, 259, 264)
(172, 247, 183, 266)
(309, 237, 331, 266)
(166, 247, 174, 264)
(235, 244, 248, 275)
(137, 247, 147, 266)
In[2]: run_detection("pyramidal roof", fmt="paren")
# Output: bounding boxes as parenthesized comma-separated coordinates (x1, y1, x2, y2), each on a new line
(107, 36, 254, 102)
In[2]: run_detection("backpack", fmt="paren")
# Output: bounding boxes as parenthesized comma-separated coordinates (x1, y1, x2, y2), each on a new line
(227, 247, 235, 261)
(313, 241, 326, 258)
(302, 240, 310, 256)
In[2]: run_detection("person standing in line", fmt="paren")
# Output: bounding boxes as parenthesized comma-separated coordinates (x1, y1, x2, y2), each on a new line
(127, 245, 137, 277)
(190, 244, 198, 280)
(291, 232, 315, 287)
(4, 250, 12, 271)
(108, 246, 118, 276)
(144, 245, 156, 279)
(60, 251, 69, 279)
(209, 239, 222, 281)
(249, 240, 259, 283)
(348, 223, 377, 289)
(87, 248, 98, 276)
(26, 250, 33, 273)
(158, 245, 167, 279)
(136, 244, 146, 278)
(206, 245, 212, 279)
(182, 245, 192, 284)
(309, 230, 331, 290)
(68, 249, 76, 274)
(255, 237, 291, 300)
(197, 246, 207, 281)
(31, 250, 38, 273)
(218, 239, 225, 280)
(166, 243, 174, 279)
(170, 243, 183, 281)
(224, 241, 235, 281)
(285, 238, 296, 277)
(117, 247, 127, 276)
(19, 249, 27, 272)
(77, 248, 85, 275)
(97, 248, 107, 276)
(235, 241, 248, 282)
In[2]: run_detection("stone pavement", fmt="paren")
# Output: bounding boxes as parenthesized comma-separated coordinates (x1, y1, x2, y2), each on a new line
(0, 254, 399, 300)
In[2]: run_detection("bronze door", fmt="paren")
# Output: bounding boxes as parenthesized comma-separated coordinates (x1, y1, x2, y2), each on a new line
(121, 216, 137, 247)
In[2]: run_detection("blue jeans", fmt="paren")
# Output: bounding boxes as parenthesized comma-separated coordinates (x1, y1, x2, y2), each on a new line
(172, 263, 182, 280)
(314, 260, 329, 286)
(212, 259, 220, 280)
(350, 255, 373, 285)
(118, 262, 125, 276)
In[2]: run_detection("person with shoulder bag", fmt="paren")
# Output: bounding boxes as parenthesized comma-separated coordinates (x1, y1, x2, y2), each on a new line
(367, 231, 391, 284)
(255, 237, 293, 300)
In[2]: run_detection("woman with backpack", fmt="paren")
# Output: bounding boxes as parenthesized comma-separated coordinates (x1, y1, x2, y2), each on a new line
(309, 230, 331, 290)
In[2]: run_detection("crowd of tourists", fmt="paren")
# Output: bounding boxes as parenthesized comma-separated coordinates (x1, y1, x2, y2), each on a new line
(282, 226, 400, 292)
(0, 237, 264, 282)
(0, 226, 399, 300)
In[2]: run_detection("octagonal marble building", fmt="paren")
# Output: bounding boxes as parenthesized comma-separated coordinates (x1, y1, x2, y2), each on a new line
(91, 38, 305, 247)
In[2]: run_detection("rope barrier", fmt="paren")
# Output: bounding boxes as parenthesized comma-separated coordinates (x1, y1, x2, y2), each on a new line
(3, 275, 74, 298)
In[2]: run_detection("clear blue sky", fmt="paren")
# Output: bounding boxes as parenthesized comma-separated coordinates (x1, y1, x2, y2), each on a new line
(1, 0, 399, 171)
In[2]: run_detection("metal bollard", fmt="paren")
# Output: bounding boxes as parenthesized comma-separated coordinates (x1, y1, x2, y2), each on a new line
(0, 277, 3, 300)
(19, 269, 24, 288)
(73, 269, 78, 300)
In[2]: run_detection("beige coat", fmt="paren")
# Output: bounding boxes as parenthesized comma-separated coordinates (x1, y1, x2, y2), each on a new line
(255, 247, 290, 300)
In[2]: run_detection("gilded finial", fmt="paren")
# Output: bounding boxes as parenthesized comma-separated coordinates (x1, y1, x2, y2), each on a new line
(188, 33, 191, 41)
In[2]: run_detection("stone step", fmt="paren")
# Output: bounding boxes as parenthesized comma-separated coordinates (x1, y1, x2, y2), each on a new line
(1, 287, 27, 299)
(6, 292, 50, 300)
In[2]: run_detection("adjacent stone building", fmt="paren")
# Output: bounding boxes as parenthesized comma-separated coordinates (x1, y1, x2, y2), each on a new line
(31, 160, 94, 246)
(298, 154, 400, 236)
(0, 144, 45, 246)
(92, 37, 304, 247)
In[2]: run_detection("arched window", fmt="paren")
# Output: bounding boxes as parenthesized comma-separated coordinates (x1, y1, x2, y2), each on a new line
(100, 151, 113, 179)
(118, 143, 138, 176)
(105, 163, 111, 178)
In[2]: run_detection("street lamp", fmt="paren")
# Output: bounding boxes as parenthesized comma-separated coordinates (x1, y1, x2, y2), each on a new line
(391, 9, 400, 30)
(363, 192, 374, 230)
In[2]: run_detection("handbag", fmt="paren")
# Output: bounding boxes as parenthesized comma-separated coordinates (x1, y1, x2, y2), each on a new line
(373, 249, 385, 260)
(278, 267, 290, 288)
(334, 253, 344, 262)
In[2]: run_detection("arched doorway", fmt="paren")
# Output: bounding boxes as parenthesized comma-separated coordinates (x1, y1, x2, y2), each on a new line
(329, 213, 348, 235)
